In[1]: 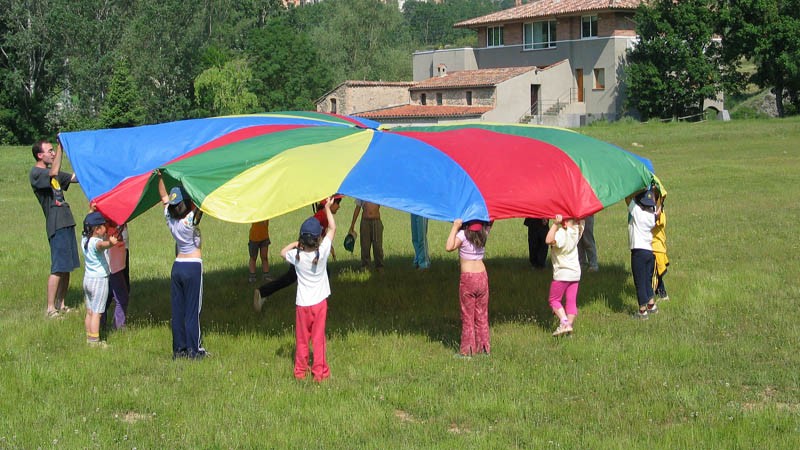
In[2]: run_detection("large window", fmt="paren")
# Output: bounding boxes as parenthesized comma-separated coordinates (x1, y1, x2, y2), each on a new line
(487, 26, 504, 47)
(436, 93, 443, 105)
(524, 20, 557, 50)
(581, 15, 598, 38)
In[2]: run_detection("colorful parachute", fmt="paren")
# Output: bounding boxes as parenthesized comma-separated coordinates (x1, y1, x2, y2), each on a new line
(60, 113, 655, 224)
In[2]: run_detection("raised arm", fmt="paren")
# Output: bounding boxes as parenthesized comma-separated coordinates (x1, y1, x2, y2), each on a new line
(156, 171, 169, 204)
(280, 241, 299, 259)
(445, 219, 463, 252)
(324, 197, 336, 241)
(545, 214, 563, 245)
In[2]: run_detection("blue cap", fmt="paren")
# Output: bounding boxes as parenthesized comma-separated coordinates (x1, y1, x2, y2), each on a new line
(168, 186, 186, 205)
(84, 211, 106, 227)
(299, 217, 322, 237)
(637, 189, 656, 207)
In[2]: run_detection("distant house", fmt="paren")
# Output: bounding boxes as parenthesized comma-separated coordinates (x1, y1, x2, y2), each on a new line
(315, 80, 415, 116)
(410, 0, 723, 125)
(355, 65, 570, 126)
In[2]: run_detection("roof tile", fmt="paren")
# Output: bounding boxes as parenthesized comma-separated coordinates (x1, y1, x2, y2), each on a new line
(455, 0, 642, 28)
(411, 67, 536, 90)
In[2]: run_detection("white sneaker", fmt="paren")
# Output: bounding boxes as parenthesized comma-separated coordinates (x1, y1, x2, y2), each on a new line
(253, 289, 265, 313)
(552, 322, 573, 337)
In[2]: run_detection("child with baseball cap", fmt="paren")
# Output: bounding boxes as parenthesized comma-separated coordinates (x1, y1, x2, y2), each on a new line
(279, 197, 337, 382)
(81, 211, 118, 346)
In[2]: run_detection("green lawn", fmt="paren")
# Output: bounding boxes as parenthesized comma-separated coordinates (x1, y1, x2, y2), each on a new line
(1, 119, 798, 448)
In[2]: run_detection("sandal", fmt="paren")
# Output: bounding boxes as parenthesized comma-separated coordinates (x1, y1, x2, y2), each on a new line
(46, 309, 61, 319)
(58, 305, 73, 313)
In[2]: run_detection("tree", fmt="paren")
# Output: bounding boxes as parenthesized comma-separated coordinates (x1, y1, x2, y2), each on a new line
(100, 59, 145, 128)
(0, 0, 64, 142)
(301, 0, 414, 83)
(245, 15, 330, 111)
(720, 0, 800, 117)
(194, 58, 259, 116)
(624, 0, 723, 121)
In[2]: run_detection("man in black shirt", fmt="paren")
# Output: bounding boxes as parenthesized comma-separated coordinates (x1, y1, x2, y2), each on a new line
(30, 139, 80, 318)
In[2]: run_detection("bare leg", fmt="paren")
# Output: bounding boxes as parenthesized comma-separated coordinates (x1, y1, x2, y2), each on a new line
(55, 272, 70, 310)
(47, 273, 61, 313)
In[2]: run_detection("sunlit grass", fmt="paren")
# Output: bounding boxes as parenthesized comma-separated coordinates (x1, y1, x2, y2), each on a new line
(1, 119, 799, 448)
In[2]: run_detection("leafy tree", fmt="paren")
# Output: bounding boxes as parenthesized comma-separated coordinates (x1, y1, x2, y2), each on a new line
(301, 0, 414, 83)
(245, 15, 330, 111)
(117, 0, 206, 123)
(720, 0, 800, 117)
(194, 58, 259, 116)
(403, 0, 502, 49)
(0, 0, 64, 142)
(100, 59, 145, 128)
(624, 0, 723, 121)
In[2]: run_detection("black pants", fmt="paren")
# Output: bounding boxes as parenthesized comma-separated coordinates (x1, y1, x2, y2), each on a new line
(524, 218, 549, 268)
(258, 267, 297, 297)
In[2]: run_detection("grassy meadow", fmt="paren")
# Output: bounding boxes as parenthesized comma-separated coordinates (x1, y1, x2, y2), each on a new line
(1, 119, 799, 448)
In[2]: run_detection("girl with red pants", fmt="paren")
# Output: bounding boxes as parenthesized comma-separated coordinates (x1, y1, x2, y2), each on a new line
(446, 219, 491, 357)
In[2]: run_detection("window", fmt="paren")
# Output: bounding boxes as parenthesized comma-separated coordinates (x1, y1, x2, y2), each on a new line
(329, 98, 337, 114)
(581, 15, 597, 38)
(523, 20, 557, 50)
(466, 91, 473, 106)
(594, 68, 605, 90)
(436, 93, 443, 105)
(487, 26, 504, 47)
(420, 93, 427, 105)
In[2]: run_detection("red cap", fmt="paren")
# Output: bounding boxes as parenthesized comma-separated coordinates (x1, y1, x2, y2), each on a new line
(467, 223, 483, 231)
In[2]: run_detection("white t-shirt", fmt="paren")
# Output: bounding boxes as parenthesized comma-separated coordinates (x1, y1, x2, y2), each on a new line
(285, 236, 332, 307)
(164, 206, 201, 254)
(551, 224, 582, 282)
(81, 236, 110, 278)
(628, 200, 655, 250)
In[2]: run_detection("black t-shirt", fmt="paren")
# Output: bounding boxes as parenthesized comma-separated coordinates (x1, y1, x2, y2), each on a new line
(29, 166, 76, 238)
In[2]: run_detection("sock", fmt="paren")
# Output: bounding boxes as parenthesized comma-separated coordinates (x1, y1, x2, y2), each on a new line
(87, 332, 100, 343)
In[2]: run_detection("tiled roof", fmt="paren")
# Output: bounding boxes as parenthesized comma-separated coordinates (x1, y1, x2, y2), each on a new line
(410, 67, 536, 90)
(356, 105, 493, 119)
(343, 80, 416, 87)
(454, 0, 643, 28)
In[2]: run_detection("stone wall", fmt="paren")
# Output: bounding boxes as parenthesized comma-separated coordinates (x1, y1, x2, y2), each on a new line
(317, 83, 413, 114)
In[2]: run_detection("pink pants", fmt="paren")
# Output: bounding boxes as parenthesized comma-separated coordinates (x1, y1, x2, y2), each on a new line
(295, 299, 330, 382)
(459, 271, 490, 355)
(548, 280, 580, 316)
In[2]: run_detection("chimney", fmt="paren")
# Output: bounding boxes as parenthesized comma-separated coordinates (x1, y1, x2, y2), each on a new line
(437, 63, 447, 77)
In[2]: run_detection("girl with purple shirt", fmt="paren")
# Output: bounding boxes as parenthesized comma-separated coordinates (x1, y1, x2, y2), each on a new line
(446, 219, 491, 357)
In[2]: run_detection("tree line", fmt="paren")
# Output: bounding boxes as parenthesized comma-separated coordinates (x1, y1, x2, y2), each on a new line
(626, 0, 800, 121)
(2, 0, 797, 144)
(0, 0, 508, 145)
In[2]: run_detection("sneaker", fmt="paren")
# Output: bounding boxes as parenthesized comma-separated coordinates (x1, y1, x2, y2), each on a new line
(262, 273, 272, 281)
(657, 294, 670, 301)
(633, 309, 649, 320)
(646, 303, 659, 314)
(248, 273, 257, 283)
(173, 350, 189, 360)
(253, 289, 266, 312)
(552, 322, 573, 336)
(453, 352, 472, 360)
(87, 340, 109, 349)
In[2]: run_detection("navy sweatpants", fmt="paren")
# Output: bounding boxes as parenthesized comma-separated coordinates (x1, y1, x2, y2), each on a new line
(171, 259, 204, 357)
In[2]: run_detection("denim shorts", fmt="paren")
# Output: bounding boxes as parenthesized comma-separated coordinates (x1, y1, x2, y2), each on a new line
(49, 226, 80, 274)
(248, 239, 271, 258)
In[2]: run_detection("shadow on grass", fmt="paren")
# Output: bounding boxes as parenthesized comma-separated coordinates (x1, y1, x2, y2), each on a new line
(64, 255, 634, 351)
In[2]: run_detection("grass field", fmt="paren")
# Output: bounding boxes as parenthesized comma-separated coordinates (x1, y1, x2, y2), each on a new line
(1, 119, 799, 448)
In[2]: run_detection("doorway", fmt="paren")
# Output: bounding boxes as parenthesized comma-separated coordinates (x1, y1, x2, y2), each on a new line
(530, 84, 540, 115)
(576, 69, 584, 102)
